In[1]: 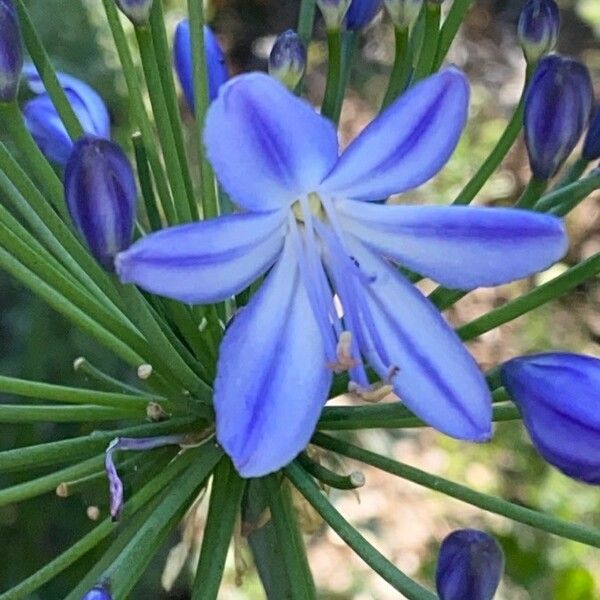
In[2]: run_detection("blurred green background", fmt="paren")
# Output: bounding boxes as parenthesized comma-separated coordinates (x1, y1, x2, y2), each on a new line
(0, 0, 599, 598)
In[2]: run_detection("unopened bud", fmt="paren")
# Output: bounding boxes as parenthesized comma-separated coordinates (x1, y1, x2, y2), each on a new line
(436, 529, 504, 600)
(317, 0, 352, 30)
(346, 0, 382, 31)
(518, 0, 560, 64)
(269, 30, 307, 90)
(0, 0, 22, 102)
(64, 136, 137, 271)
(82, 584, 112, 600)
(583, 106, 600, 162)
(115, 0, 152, 26)
(383, 0, 423, 30)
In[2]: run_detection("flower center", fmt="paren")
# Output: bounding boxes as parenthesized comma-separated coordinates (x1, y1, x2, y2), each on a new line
(292, 192, 325, 223)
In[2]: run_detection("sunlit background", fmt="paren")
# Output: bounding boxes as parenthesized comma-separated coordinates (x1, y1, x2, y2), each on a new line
(0, 0, 599, 597)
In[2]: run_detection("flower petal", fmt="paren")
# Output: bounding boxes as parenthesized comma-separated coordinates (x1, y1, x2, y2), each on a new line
(204, 72, 339, 212)
(320, 68, 469, 201)
(116, 210, 287, 303)
(349, 239, 492, 440)
(337, 201, 568, 288)
(215, 240, 332, 477)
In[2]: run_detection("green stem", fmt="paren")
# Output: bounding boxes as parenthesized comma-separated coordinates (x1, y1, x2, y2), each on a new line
(515, 176, 548, 209)
(0, 417, 199, 473)
(329, 31, 358, 124)
(285, 462, 437, 600)
(296, 453, 365, 489)
(101, 0, 177, 225)
(457, 252, 600, 342)
(433, 0, 474, 70)
(453, 65, 534, 205)
(73, 356, 151, 396)
(132, 132, 163, 231)
(101, 445, 222, 599)
(0, 404, 143, 424)
(136, 26, 192, 223)
(554, 156, 589, 188)
(381, 26, 410, 109)
(318, 399, 517, 431)
(188, 0, 219, 220)
(534, 169, 600, 216)
(0, 374, 156, 409)
(192, 458, 246, 600)
(265, 475, 318, 600)
(297, 0, 317, 49)
(413, 3, 441, 82)
(27, 449, 195, 600)
(14, 0, 84, 139)
(149, 0, 198, 220)
(321, 28, 343, 122)
(313, 433, 600, 548)
(0, 101, 66, 217)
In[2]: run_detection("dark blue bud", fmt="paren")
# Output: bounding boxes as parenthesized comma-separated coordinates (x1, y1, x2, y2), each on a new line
(583, 107, 600, 161)
(346, 0, 383, 30)
(383, 0, 423, 29)
(317, 0, 352, 30)
(115, 0, 152, 26)
(64, 136, 137, 271)
(174, 20, 228, 113)
(524, 55, 593, 180)
(0, 0, 22, 102)
(518, 0, 560, 63)
(436, 529, 505, 600)
(81, 584, 112, 600)
(501, 353, 600, 484)
(269, 30, 307, 90)
(22, 65, 110, 166)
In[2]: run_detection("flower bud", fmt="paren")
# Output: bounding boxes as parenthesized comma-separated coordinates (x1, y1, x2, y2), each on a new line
(115, 0, 153, 26)
(64, 136, 137, 271)
(518, 0, 560, 64)
(317, 0, 352, 30)
(346, 0, 382, 31)
(0, 0, 23, 102)
(501, 353, 600, 484)
(22, 65, 110, 166)
(268, 30, 307, 91)
(582, 106, 600, 162)
(82, 585, 112, 600)
(436, 529, 505, 600)
(383, 0, 423, 30)
(524, 55, 593, 180)
(174, 20, 229, 113)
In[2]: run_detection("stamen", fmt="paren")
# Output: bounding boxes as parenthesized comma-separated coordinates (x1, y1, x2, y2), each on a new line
(326, 330, 361, 373)
(348, 380, 394, 403)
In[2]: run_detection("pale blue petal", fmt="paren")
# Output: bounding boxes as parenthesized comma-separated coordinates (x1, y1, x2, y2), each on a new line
(204, 72, 339, 212)
(215, 240, 332, 477)
(337, 201, 568, 288)
(116, 210, 287, 303)
(320, 68, 469, 201)
(349, 238, 492, 440)
(22, 63, 110, 138)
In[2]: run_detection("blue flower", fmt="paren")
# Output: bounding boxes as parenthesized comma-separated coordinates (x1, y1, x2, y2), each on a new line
(346, 0, 383, 30)
(117, 70, 568, 477)
(502, 352, 600, 484)
(173, 20, 229, 113)
(22, 64, 110, 166)
(436, 529, 504, 600)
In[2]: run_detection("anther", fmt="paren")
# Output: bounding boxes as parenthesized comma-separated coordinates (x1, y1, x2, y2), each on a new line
(348, 380, 394, 403)
(327, 331, 360, 373)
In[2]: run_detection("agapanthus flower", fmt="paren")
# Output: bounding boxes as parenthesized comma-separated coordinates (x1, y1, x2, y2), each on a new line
(173, 20, 229, 113)
(502, 352, 600, 484)
(22, 64, 110, 166)
(346, 0, 383, 30)
(117, 69, 567, 477)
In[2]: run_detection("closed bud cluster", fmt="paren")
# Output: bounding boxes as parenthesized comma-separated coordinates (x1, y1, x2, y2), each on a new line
(346, 0, 383, 31)
(502, 353, 600, 484)
(64, 136, 137, 271)
(524, 54, 593, 180)
(115, 0, 153, 26)
(436, 529, 505, 600)
(383, 0, 423, 30)
(317, 0, 352, 30)
(269, 30, 307, 90)
(518, 0, 560, 64)
(582, 107, 600, 162)
(0, 0, 22, 102)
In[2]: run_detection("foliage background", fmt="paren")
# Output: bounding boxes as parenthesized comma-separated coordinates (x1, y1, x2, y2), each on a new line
(0, 0, 598, 597)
